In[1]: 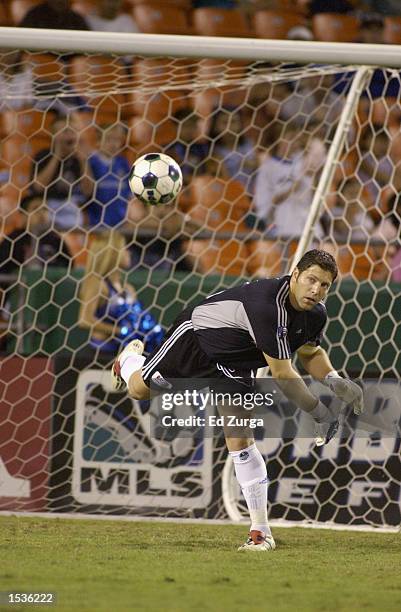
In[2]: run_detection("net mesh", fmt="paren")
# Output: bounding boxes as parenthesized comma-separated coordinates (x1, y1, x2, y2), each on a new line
(0, 48, 400, 529)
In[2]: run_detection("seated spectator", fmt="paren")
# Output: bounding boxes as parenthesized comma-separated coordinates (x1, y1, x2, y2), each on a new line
(357, 127, 394, 209)
(0, 51, 34, 111)
(128, 198, 199, 273)
(362, 1, 401, 16)
(328, 178, 375, 243)
(287, 25, 314, 41)
(31, 114, 93, 231)
(18, 0, 89, 30)
(278, 74, 344, 137)
(207, 107, 258, 196)
(358, 13, 384, 44)
(0, 192, 72, 275)
(78, 231, 164, 355)
(192, 1, 238, 7)
(372, 193, 401, 282)
(254, 121, 325, 240)
(164, 108, 210, 186)
(85, 123, 131, 231)
(305, 0, 354, 15)
(0, 192, 70, 350)
(84, 0, 139, 33)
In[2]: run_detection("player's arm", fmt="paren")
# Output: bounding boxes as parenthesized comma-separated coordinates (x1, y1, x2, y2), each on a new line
(263, 352, 333, 421)
(297, 344, 364, 415)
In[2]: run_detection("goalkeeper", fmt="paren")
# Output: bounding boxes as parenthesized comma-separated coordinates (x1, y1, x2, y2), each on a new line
(110, 249, 363, 552)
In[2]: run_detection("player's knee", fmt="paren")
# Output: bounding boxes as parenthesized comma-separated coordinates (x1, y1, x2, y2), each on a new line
(128, 372, 150, 400)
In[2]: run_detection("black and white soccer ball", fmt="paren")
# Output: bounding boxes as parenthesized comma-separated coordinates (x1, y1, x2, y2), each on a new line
(128, 152, 183, 205)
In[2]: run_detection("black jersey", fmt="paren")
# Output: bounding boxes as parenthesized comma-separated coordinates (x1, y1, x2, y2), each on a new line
(191, 275, 327, 369)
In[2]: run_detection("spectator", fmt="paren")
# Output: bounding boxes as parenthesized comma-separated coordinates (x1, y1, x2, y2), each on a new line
(192, 1, 238, 7)
(164, 108, 209, 186)
(358, 127, 395, 209)
(31, 115, 93, 231)
(358, 14, 384, 44)
(0, 51, 34, 111)
(84, 0, 139, 33)
(86, 123, 131, 231)
(287, 25, 314, 41)
(128, 198, 198, 273)
(0, 192, 71, 275)
(278, 74, 344, 136)
(382, 194, 401, 282)
(328, 178, 374, 244)
(78, 231, 164, 355)
(18, 0, 89, 30)
(254, 121, 325, 239)
(306, 0, 354, 15)
(207, 107, 258, 196)
(361, 1, 401, 16)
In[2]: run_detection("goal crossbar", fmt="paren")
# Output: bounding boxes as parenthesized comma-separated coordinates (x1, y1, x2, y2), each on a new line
(2, 27, 401, 67)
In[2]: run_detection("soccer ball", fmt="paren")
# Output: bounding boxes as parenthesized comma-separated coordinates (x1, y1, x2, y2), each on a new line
(128, 153, 183, 205)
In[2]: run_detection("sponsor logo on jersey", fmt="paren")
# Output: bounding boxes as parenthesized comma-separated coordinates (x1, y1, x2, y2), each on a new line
(239, 450, 250, 461)
(151, 371, 172, 389)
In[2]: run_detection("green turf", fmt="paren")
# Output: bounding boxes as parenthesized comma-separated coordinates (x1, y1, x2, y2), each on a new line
(0, 516, 400, 612)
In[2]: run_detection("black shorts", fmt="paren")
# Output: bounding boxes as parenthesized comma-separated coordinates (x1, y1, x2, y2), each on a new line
(141, 312, 256, 393)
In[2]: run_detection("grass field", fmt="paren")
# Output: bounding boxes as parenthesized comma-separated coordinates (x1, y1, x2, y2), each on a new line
(0, 516, 400, 612)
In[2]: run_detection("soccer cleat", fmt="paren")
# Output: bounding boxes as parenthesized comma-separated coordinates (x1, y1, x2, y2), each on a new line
(237, 530, 276, 552)
(111, 339, 144, 392)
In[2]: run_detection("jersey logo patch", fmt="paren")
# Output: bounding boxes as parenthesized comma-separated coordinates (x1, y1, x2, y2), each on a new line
(151, 371, 172, 389)
(277, 326, 288, 339)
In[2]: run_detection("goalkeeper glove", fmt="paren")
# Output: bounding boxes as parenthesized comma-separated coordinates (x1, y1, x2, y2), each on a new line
(323, 371, 364, 415)
(311, 400, 340, 446)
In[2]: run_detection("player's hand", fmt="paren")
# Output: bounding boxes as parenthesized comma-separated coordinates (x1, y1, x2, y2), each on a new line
(325, 375, 364, 416)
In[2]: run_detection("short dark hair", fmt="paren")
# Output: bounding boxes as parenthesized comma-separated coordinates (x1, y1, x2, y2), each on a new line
(295, 249, 338, 281)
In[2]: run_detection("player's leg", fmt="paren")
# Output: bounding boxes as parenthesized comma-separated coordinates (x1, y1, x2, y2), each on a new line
(217, 401, 275, 552)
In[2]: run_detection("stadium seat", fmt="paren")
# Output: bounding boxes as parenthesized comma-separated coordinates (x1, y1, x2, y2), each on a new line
(128, 117, 178, 155)
(0, 1, 11, 25)
(129, 0, 190, 7)
(132, 3, 190, 34)
(69, 55, 129, 123)
(71, 0, 98, 17)
(184, 175, 251, 276)
(127, 58, 191, 121)
(0, 135, 34, 203)
(23, 52, 65, 84)
(1, 108, 55, 138)
(312, 13, 360, 42)
(253, 10, 305, 39)
(246, 240, 284, 277)
(383, 17, 401, 45)
(9, 0, 41, 25)
(336, 243, 386, 280)
(192, 8, 252, 37)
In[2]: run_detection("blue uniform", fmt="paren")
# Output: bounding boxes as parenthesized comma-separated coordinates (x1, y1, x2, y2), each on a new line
(89, 280, 164, 354)
(87, 153, 131, 229)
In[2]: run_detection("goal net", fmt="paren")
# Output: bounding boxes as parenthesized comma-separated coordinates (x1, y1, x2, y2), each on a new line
(0, 31, 400, 531)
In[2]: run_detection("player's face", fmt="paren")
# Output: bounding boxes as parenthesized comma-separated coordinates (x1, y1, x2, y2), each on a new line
(290, 265, 333, 310)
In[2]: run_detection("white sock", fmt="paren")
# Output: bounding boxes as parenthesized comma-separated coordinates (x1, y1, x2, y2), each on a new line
(121, 355, 146, 385)
(230, 443, 271, 537)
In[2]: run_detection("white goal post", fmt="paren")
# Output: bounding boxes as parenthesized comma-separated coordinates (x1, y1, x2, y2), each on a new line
(0, 28, 400, 532)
